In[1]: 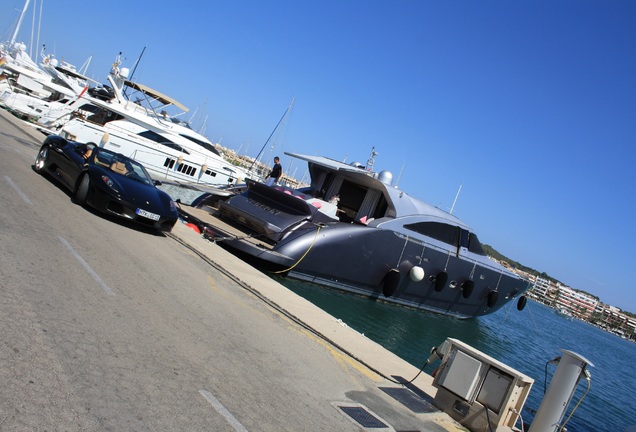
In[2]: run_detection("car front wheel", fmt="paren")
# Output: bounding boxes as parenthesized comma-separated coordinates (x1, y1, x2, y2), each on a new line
(75, 173, 90, 205)
(34, 145, 48, 173)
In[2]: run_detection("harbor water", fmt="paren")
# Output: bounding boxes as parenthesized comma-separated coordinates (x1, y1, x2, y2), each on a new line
(277, 278, 635, 432)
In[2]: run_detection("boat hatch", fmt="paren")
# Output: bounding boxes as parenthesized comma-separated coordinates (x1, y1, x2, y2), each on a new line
(218, 180, 323, 242)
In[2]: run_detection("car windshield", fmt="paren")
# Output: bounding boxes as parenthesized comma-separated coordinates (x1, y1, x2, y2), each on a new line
(93, 148, 154, 185)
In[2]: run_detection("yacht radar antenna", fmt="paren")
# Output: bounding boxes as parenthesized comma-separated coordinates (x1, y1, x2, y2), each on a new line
(365, 146, 378, 171)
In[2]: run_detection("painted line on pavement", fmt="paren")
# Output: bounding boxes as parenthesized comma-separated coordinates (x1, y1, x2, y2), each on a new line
(58, 236, 115, 295)
(199, 390, 249, 432)
(4, 175, 32, 205)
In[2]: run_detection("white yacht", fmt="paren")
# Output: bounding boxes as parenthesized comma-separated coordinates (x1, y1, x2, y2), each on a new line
(0, 42, 83, 121)
(0, 0, 93, 116)
(40, 54, 94, 96)
(41, 54, 250, 186)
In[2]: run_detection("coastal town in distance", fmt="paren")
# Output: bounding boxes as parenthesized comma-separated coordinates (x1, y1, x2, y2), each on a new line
(509, 269, 635, 342)
(486, 244, 635, 342)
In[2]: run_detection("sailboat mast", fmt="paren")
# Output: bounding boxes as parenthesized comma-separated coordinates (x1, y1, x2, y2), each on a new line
(10, 0, 31, 46)
(128, 46, 146, 82)
(35, 0, 43, 60)
(249, 96, 296, 172)
(124, 46, 146, 98)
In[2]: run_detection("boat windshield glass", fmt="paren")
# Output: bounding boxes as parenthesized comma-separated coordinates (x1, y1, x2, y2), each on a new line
(404, 222, 487, 255)
(467, 232, 486, 255)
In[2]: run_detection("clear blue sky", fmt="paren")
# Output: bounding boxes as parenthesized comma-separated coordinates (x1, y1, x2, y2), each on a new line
(3, 1, 635, 312)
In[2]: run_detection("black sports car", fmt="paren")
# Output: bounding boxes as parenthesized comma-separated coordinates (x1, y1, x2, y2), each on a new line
(34, 135, 179, 232)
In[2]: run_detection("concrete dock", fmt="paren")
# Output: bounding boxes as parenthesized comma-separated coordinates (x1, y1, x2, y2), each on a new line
(167, 221, 468, 431)
(1, 107, 471, 431)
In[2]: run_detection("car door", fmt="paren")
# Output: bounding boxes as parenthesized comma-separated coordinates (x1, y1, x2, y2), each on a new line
(55, 144, 86, 190)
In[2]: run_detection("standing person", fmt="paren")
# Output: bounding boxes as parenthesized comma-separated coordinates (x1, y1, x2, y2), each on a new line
(265, 156, 282, 186)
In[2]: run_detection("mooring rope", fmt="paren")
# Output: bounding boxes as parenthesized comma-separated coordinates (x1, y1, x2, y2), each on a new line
(272, 225, 323, 274)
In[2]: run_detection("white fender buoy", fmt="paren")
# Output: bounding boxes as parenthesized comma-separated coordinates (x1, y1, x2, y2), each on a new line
(99, 132, 110, 147)
(461, 280, 475, 298)
(434, 271, 448, 292)
(383, 268, 400, 297)
(487, 290, 499, 307)
(409, 266, 425, 282)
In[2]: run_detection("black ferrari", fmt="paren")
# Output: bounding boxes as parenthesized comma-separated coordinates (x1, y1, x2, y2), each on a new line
(34, 135, 179, 232)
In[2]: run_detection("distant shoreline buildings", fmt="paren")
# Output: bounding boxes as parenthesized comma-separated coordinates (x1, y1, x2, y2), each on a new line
(214, 143, 306, 189)
(506, 264, 635, 342)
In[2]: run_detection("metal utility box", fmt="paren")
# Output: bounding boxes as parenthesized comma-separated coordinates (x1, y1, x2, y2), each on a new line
(432, 338, 534, 432)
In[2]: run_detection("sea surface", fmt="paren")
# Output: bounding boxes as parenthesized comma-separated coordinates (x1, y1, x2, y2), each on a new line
(276, 278, 636, 432)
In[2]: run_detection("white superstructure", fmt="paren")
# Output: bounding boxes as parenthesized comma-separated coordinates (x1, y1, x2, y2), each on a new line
(42, 55, 250, 186)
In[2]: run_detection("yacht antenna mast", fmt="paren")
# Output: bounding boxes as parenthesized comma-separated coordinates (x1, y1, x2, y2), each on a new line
(79, 55, 92, 75)
(395, 162, 406, 187)
(365, 146, 378, 171)
(450, 183, 463, 214)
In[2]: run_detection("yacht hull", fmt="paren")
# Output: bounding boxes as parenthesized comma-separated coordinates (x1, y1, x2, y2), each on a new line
(184, 176, 528, 319)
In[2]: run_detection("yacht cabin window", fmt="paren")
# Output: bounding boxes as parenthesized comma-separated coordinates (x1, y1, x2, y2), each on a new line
(179, 134, 222, 157)
(138, 130, 190, 154)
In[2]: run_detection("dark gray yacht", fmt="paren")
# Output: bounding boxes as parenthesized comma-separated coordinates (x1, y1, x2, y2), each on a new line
(179, 150, 529, 318)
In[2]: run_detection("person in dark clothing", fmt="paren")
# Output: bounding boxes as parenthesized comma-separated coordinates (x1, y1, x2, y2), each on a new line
(265, 156, 282, 186)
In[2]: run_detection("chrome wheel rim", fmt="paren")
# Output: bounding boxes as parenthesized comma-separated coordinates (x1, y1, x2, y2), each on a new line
(35, 147, 47, 170)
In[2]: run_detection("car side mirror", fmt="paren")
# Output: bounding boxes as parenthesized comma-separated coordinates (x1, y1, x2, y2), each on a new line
(154, 180, 162, 186)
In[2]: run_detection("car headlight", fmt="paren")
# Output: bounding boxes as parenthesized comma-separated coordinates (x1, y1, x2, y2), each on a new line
(101, 175, 120, 193)
(169, 200, 178, 212)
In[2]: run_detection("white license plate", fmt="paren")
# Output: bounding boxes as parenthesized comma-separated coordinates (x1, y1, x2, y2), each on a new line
(136, 208, 160, 221)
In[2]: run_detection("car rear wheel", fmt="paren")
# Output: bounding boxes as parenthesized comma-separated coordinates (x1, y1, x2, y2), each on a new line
(75, 173, 90, 205)
(34, 146, 48, 173)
